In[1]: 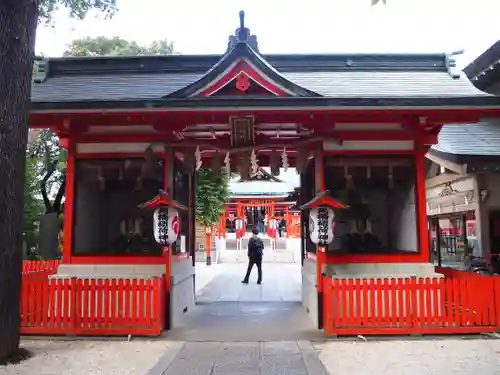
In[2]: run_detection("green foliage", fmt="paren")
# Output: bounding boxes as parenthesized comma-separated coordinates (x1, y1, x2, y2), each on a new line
(28, 129, 67, 214)
(24, 157, 44, 251)
(195, 169, 230, 227)
(39, 0, 117, 23)
(63, 36, 175, 57)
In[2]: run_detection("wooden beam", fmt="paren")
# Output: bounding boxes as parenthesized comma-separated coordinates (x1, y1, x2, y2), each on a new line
(425, 152, 466, 175)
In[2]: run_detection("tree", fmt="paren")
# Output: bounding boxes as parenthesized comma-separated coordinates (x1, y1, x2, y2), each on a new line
(23, 157, 44, 255)
(196, 169, 230, 265)
(63, 36, 174, 57)
(0, 0, 116, 362)
(27, 129, 67, 259)
(196, 169, 230, 228)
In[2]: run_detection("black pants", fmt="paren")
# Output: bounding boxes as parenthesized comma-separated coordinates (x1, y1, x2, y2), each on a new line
(243, 257, 262, 283)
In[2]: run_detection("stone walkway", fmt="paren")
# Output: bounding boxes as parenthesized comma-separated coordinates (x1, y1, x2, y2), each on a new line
(145, 338, 500, 375)
(147, 341, 328, 375)
(195, 263, 302, 303)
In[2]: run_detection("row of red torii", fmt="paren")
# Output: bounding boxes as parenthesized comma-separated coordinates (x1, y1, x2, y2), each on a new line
(215, 201, 301, 249)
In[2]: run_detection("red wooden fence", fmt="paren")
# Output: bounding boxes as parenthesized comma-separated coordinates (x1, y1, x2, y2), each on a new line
(323, 276, 500, 336)
(435, 266, 488, 279)
(23, 260, 60, 275)
(20, 276, 165, 336)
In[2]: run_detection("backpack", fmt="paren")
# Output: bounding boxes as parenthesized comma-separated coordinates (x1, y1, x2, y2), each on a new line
(249, 236, 264, 257)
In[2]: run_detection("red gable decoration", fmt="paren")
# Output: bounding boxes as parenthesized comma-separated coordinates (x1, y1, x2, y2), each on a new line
(299, 190, 348, 210)
(198, 60, 291, 97)
(165, 11, 320, 99)
(139, 189, 187, 210)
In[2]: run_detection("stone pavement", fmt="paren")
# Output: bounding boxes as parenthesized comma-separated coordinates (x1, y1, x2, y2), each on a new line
(146, 263, 500, 375)
(147, 341, 329, 375)
(146, 338, 500, 375)
(195, 263, 302, 303)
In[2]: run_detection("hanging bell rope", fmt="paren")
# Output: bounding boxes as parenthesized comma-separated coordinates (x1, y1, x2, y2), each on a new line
(270, 150, 280, 176)
(195, 146, 202, 171)
(281, 148, 289, 172)
(238, 153, 251, 180)
(212, 150, 221, 177)
(250, 149, 259, 176)
(224, 152, 231, 175)
(295, 149, 310, 174)
(183, 149, 195, 174)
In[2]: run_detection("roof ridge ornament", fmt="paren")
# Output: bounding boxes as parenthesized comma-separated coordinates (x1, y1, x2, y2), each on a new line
(227, 10, 259, 53)
(445, 49, 464, 79)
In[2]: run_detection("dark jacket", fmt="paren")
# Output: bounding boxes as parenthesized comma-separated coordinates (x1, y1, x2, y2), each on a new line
(247, 235, 264, 259)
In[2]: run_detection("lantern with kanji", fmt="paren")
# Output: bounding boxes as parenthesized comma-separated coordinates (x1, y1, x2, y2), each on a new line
(235, 217, 245, 238)
(139, 190, 187, 245)
(300, 190, 347, 246)
(267, 218, 277, 238)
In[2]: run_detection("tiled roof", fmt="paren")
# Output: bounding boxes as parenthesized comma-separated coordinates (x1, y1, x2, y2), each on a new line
(432, 119, 500, 156)
(31, 71, 485, 103)
(30, 51, 489, 104)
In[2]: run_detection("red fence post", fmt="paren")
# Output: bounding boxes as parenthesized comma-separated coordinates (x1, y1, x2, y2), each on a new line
(322, 277, 333, 334)
(495, 278, 500, 331)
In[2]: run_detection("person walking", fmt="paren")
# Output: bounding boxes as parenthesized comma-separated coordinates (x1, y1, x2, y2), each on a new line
(242, 227, 264, 285)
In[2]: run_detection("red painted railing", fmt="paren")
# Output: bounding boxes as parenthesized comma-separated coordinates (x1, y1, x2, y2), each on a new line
(323, 276, 500, 335)
(20, 276, 165, 336)
(23, 260, 60, 275)
(435, 266, 488, 279)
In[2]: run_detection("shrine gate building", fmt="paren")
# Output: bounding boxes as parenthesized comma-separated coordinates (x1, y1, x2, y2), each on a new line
(28, 12, 500, 332)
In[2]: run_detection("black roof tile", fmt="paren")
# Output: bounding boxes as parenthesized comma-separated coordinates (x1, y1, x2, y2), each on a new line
(31, 69, 487, 103)
(432, 119, 500, 156)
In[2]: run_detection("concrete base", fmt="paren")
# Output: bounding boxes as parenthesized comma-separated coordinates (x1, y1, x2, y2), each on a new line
(194, 250, 217, 263)
(170, 259, 195, 329)
(324, 262, 443, 278)
(52, 263, 166, 279)
(301, 259, 318, 329)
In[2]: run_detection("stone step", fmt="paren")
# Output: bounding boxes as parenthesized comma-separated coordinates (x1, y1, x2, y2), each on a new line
(217, 250, 298, 264)
(226, 238, 287, 250)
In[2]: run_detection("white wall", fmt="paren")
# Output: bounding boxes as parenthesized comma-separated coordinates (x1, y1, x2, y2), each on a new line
(170, 259, 195, 329)
(393, 186, 418, 251)
(301, 258, 318, 329)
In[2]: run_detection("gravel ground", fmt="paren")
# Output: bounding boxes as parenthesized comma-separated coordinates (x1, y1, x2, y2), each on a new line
(0, 339, 175, 375)
(314, 338, 500, 375)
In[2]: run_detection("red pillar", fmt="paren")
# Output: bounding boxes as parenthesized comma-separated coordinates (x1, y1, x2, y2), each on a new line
(314, 150, 326, 330)
(162, 150, 171, 329)
(415, 146, 430, 262)
(62, 138, 75, 264)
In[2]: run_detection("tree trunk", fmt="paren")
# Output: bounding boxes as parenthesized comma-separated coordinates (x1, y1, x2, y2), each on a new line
(0, 0, 39, 361)
(38, 213, 61, 259)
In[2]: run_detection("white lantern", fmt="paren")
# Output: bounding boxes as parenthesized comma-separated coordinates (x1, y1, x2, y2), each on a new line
(268, 218, 277, 230)
(308, 207, 335, 245)
(235, 218, 243, 231)
(153, 206, 180, 245)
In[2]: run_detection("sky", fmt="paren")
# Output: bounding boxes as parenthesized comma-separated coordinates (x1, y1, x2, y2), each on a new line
(36, 0, 500, 68)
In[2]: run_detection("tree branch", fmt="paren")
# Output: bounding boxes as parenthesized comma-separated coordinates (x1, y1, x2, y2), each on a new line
(52, 171, 66, 214)
(40, 160, 56, 212)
